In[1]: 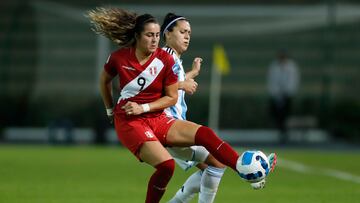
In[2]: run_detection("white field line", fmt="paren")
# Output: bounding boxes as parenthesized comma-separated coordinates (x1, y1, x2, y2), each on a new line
(279, 159, 360, 184)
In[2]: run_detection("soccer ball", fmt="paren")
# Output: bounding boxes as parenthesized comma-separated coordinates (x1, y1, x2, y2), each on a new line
(236, 150, 270, 183)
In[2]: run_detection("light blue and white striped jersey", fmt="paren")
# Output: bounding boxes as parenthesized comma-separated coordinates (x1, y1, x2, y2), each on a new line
(163, 46, 187, 120)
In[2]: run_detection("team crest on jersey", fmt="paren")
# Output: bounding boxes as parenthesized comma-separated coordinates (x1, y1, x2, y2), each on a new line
(149, 66, 157, 76)
(144, 131, 154, 138)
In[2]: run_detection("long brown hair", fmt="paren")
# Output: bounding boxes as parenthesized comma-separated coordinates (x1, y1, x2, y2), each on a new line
(86, 7, 158, 47)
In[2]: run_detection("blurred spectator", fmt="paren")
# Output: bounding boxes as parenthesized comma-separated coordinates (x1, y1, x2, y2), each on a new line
(267, 49, 300, 144)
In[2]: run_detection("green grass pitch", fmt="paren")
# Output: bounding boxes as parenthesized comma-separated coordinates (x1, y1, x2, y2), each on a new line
(0, 145, 359, 203)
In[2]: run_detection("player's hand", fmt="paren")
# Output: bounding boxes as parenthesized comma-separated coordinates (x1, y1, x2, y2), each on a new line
(250, 179, 266, 190)
(182, 79, 198, 95)
(122, 101, 143, 115)
(191, 57, 202, 74)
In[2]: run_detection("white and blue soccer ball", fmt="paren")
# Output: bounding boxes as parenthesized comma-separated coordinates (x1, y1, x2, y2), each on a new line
(236, 150, 270, 183)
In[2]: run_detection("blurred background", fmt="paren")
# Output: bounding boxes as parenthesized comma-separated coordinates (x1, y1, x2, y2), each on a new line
(1, 0, 359, 146)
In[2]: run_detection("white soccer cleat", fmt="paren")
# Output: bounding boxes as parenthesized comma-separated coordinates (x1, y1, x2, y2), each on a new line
(250, 179, 266, 190)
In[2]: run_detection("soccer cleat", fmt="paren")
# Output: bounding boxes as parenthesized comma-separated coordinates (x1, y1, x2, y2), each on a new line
(250, 179, 266, 190)
(268, 153, 277, 173)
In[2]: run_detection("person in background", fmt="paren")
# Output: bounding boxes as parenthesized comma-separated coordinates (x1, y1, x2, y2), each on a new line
(267, 49, 300, 144)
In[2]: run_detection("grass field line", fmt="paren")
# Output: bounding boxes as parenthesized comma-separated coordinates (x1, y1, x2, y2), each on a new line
(279, 159, 360, 184)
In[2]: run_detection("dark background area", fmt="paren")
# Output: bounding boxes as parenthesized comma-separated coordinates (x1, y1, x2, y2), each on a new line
(1, 0, 359, 143)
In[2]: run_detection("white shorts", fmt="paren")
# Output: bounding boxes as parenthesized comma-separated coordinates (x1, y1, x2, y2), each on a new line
(167, 146, 210, 171)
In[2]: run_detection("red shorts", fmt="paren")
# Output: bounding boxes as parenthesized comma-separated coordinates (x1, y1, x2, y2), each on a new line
(114, 112, 175, 160)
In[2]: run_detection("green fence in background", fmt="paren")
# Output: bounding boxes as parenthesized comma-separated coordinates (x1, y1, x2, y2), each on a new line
(1, 1, 359, 141)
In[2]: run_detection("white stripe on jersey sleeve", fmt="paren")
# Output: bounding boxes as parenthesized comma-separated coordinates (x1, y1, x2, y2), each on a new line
(162, 46, 188, 120)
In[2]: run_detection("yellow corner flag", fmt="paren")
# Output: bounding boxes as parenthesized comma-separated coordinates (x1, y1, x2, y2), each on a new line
(213, 44, 230, 75)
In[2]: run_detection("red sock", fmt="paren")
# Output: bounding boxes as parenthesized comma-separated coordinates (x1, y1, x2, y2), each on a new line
(195, 126, 239, 171)
(145, 159, 175, 203)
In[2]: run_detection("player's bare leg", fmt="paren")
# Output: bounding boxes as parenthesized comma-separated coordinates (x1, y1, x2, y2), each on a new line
(167, 120, 239, 171)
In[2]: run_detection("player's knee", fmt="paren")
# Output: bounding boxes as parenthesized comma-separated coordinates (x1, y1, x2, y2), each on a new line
(156, 159, 175, 180)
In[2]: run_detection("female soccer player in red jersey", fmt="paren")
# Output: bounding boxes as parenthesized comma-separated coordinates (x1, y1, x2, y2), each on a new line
(87, 7, 276, 203)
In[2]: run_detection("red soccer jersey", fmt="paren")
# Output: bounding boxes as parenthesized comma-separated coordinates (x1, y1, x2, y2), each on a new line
(104, 47, 178, 116)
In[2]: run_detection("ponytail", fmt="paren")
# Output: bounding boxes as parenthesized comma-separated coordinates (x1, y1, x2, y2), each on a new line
(87, 7, 158, 47)
(86, 7, 137, 46)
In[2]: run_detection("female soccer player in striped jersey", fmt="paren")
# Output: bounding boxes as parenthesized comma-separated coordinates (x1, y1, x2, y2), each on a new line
(87, 7, 277, 203)
(161, 13, 226, 203)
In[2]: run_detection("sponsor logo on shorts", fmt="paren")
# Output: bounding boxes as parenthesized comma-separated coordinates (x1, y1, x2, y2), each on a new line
(145, 131, 154, 138)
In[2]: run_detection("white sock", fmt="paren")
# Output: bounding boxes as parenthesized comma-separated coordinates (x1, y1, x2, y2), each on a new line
(168, 170, 202, 203)
(198, 166, 225, 203)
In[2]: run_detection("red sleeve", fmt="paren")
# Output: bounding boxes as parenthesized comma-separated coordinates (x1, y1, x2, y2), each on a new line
(104, 54, 117, 77)
(164, 54, 178, 86)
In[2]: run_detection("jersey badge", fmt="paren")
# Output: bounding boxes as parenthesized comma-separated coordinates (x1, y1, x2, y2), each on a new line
(149, 66, 157, 76)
